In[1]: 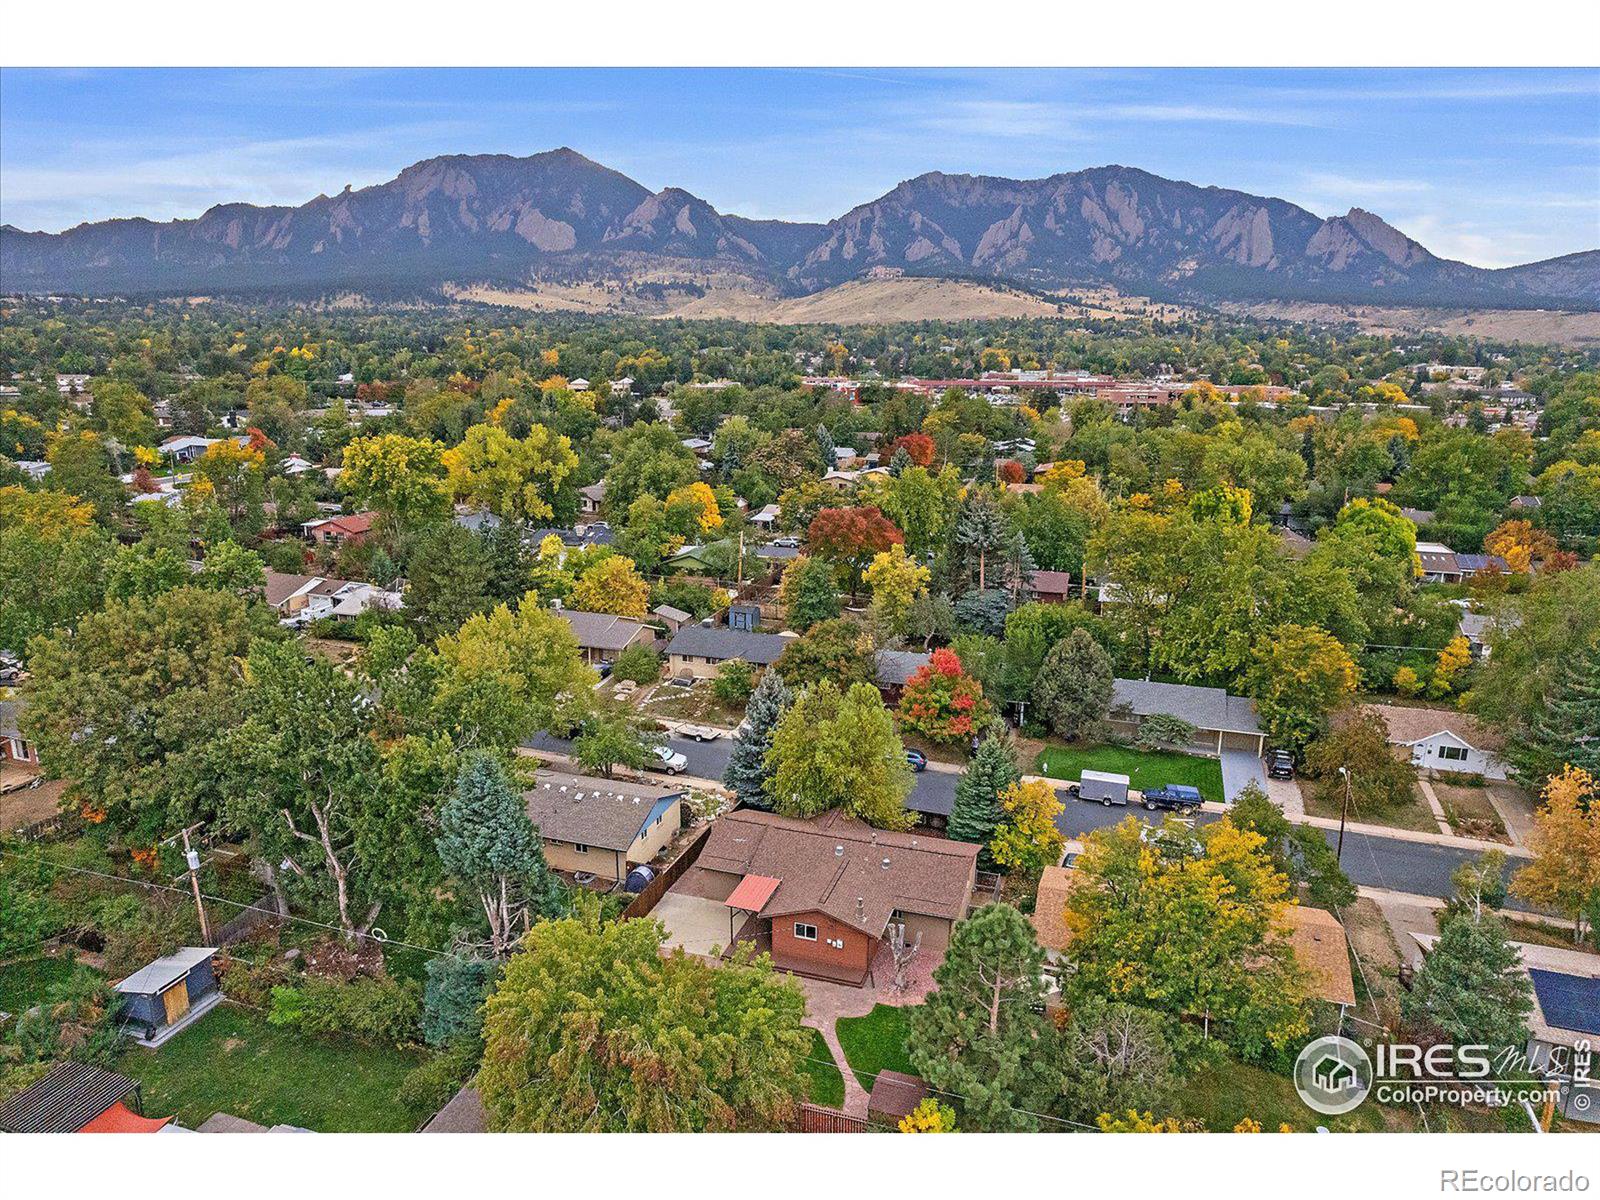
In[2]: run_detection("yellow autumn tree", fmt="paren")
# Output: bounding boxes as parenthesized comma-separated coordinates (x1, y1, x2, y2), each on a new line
(1511, 767, 1600, 944)
(665, 481, 723, 533)
(569, 556, 651, 619)
(1393, 665, 1424, 697)
(1485, 519, 1558, 575)
(1428, 635, 1472, 698)
(863, 543, 930, 634)
(1096, 1110, 1188, 1133)
(988, 779, 1066, 874)
(898, 1097, 958, 1133)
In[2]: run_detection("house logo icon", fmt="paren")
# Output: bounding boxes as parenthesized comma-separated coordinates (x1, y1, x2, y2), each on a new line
(1294, 1035, 1373, 1116)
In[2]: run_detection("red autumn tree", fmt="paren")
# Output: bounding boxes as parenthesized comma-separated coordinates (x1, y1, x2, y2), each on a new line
(807, 505, 904, 599)
(998, 460, 1026, 485)
(245, 425, 277, 453)
(897, 647, 993, 746)
(130, 465, 158, 494)
(891, 433, 936, 468)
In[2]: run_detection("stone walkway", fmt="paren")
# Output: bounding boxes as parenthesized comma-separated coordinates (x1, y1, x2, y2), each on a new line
(1485, 782, 1536, 848)
(1413, 778, 1455, 836)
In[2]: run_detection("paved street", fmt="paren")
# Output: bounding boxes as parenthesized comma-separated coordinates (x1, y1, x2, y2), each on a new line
(526, 731, 1527, 909)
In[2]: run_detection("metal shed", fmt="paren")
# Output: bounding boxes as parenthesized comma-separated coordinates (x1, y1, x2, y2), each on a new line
(114, 946, 222, 1047)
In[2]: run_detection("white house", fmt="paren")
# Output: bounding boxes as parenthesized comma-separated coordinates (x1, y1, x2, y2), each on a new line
(1369, 703, 1508, 781)
(263, 570, 403, 627)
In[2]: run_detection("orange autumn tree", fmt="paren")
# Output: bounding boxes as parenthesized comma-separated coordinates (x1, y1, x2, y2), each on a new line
(897, 647, 992, 746)
(1485, 519, 1559, 575)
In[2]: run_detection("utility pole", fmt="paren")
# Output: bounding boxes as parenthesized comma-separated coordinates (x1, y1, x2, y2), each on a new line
(178, 826, 212, 943)
(1336, 766, 1352, 864)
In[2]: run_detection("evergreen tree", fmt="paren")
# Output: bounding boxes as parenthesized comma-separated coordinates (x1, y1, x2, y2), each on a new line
(954, 492, 1012, 591)
(1032, 627, 1114, 742)
(406, 521, 493, 638)
(950, 734, 1021, 866)
(722, 669, 792, 810)
(1402, 910, 1533, 1051)
(437, 751, 559, 957)
(1520, 638, 1600, 779)
(814, 423, 837, 470)
(907, 904, 1056, 1130)
(478, 519, 533, 605)
(888, 444, 912, 477)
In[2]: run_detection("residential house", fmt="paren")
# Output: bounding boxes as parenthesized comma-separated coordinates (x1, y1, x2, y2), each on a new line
(263, 569, 402, 626)
(1030, 863, 1084, 966)
(554, 608, 657, 665)
(454, 509, 503, 535)
(523, 770, 684, 883)
(1285, 906, 1358, 1026)
(1455, 552, 1509, 578)
(664, 625, 792, 679)
(1, 699, 38, 768)
(671, 809, 979, 986)
(0, 1063, 171, 1134)
(279, 454, 316, 476)
(651, 604, 692, 634)
(1105, 678, 1266, 756)
(681, 436, 714, 457)
(1028, 569, 1076, 603)
(13, 460, 50, 482)
(1398, 506, 1436, 530)
(752, 543, 800, 565)
(568, 377, 590, 392)
(1415, 541, 1462, 582)
(749, 503, 781, 530)
(158, 434, 220, 464)
(114, 946, 223, 1047)
(873, 649, 931, 705)
(1368, 703, 1507, 780)
(302, 511, 378, 547)
(578, 480, 606, 515)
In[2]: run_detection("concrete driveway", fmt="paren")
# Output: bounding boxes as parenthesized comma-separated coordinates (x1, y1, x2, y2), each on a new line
(653, 892, 739, 958)
(1220, 748, 1268, 802)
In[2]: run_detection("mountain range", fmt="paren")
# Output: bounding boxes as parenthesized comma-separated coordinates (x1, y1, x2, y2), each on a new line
(3, 148, 1596, 310)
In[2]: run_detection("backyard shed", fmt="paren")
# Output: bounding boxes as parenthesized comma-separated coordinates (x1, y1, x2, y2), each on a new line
(115, 945, 222, 1046)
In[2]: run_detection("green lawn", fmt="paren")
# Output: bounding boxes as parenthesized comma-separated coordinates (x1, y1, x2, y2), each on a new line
(1173, 1057, 1389, 1132)
(1035, 744, 1226, 804)
(835, 1004, 915, 1092)
(119, 1002, 432, 1132)
(802, 1027, 845, 1108)
(0, 957, 96, 1013)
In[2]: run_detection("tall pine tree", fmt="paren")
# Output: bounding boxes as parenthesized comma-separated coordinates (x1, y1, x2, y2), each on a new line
(722, 669, 792, 810)
(1520, 637, 1600, 779)
(814, 424, 837, 470)
(1402, 910, 1533, 1050)
(950, 733, 1021, 866)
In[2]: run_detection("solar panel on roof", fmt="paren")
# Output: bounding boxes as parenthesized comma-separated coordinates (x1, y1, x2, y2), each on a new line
(1529, 969, 1600, 1036)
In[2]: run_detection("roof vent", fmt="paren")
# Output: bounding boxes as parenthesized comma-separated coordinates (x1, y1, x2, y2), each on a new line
(881, 857, 891, 870)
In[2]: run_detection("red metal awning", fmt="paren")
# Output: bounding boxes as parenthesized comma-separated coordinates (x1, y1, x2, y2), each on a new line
(77, 1101, 173, 1133)
(724, 873, 781, 914)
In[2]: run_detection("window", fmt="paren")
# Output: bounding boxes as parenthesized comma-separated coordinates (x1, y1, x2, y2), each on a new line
(1437, 745, 1469, 762)
(793, 922, 818, 942)
(573, 843, 590, 854)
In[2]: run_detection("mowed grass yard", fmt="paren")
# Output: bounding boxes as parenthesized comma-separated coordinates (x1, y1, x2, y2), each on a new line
(835, 1004, 915, 1092)
(120, 1002, 431, 1132)
(1035, 744, 1225, 804)
(802, 1027, 845, 1108)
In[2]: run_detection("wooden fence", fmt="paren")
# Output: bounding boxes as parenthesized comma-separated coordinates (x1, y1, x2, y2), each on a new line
(215, 894, 284, 947)
(620, 823, 712, 921)
(795, 1103, 868, 1133)
(11, 811, 81, 844)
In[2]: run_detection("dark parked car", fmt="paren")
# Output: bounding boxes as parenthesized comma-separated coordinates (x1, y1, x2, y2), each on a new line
(905, 750, 928, 772)
(1140, 784, 1204, 812)
(1268, 750, 1296, 780)
(596, 660, 614, 680)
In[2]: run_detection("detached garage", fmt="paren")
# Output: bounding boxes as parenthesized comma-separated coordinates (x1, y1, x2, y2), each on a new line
(115, 946, 222, 1047)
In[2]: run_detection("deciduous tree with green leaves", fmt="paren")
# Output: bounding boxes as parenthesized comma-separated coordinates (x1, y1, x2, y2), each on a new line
(766, 680, 914, 830)
(477, 913, 810, 1131)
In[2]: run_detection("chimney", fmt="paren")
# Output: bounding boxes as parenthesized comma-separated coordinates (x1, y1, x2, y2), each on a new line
(856, 897, 865, 920)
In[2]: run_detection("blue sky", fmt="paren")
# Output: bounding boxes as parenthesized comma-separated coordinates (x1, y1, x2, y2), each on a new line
(1, 67, 1595, 267)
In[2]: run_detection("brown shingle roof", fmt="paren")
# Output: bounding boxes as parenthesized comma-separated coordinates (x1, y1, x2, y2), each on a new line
(696, 810, 977, 936)
(523, 770, 682, 853)
(1030, 864, 1083, 954)
(1368, 703, 1504, 753)
(1286, 906, 1357, 1007)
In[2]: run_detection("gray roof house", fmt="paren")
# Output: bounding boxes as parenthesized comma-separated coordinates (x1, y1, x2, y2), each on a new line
(664, 625, 792, 677)
(874, 649, 932, 701)
(554, 609, 656, 663)
(1107, 678, 1265, 755)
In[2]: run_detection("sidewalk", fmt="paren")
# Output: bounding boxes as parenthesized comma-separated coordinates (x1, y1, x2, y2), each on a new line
(1192, 799, 1531, 857)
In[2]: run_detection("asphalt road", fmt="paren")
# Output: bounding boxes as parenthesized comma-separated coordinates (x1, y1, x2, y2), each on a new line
(525, 731, 1520, 908)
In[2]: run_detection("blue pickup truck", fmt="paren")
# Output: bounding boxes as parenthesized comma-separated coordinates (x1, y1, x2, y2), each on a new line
(1138, 784, 1204, 813)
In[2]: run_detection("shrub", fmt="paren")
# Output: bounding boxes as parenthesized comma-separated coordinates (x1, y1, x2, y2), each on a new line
(711, 659, 757, 706)
(612, 644, 660, 684)
(1134, 713, 1197, 751)
(397, 1039, 481, 1113)
(423, 955, 497, 1048)
(269, 974, 422, 1045)
(215, 955, 286, 1010)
